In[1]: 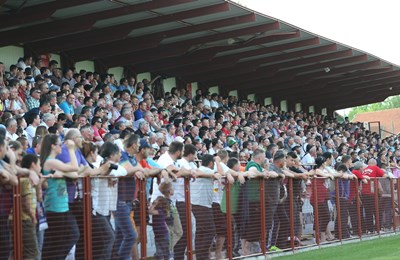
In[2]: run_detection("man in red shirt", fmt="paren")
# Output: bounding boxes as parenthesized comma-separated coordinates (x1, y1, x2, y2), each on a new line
(360, 159, 387, 233)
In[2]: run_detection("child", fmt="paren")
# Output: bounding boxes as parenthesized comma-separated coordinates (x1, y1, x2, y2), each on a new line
(150, 196, 171, 260)
(158, 182, 182, 258)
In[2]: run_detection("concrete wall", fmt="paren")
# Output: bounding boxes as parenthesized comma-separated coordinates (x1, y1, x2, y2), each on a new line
(229, 90, 238, 98)
(0, 46, 24, 69)
(163, 77, 176, 93)
(208, 86, 219, 94)
(74, 60, 94, 73)
(191, 82, 198, 98)
(264, 97, 272, 106)
(280, 100, 288, 112)
(247, 94, 255, 102)
(295, 103, 302, 112)
(107, 66, 124, 83)
(137, 72, 151, 84)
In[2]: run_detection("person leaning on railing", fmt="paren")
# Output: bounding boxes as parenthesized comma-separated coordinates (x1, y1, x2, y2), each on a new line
(39, 134, 79, 260)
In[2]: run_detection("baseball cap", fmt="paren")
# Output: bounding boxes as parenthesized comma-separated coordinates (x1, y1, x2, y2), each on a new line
(139, 138, 151, 150)
(227, 138, 237, 147)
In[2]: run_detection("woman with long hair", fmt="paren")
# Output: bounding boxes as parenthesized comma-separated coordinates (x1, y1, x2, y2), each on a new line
(40, 134, 80, 259)
(311, 156, 336, 242)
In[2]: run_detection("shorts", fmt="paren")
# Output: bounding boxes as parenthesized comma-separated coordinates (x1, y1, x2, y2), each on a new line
(212, 202, 227, 236)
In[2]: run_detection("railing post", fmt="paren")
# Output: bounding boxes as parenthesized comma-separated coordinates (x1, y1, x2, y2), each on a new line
(335, 179, 342, 241)
(139, 178, 147, 260)
(225, 179, 233, 260)
(259, 178, 266, 255)
(13, 177, 22, 260)
(83, 176, 92, 260)
(184, 178, 193, 260)
(312, 178, 320, 245)
(288, 178, 295, 251)
(390, 178, 397, 232)
(354, 180, 362, 239)
(374, 178, 380, 235)
(397, 180, 400, 227)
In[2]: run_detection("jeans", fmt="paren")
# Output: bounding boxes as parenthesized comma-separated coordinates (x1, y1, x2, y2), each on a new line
(92, 214, 115, 260)
(113, 200, 137, 260)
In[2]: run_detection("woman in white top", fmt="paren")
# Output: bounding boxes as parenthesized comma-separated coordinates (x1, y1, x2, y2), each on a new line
(83, 141, 127, 260)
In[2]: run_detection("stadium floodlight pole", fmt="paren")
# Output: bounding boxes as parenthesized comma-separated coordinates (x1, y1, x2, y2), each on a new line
(312, 178, 320, 246)
(355, 180, 362, 239)
(225, 178, 233, 260)
(288, 178, 295, 251)
(184, 177, 193, 260)
(374, 178, 381, 236)
(335, 179, 342, 242)
(390, 179, 397, 232)
(259, 178, 266, 255)
(139, 179, 147, 260)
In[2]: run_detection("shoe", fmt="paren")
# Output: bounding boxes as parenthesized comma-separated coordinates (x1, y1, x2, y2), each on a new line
(268, 246, 282, 252)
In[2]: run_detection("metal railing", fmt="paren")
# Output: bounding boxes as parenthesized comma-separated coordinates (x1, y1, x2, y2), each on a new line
(4, 175, 400, 260)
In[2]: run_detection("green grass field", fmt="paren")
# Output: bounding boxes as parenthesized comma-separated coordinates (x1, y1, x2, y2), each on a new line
(275, 235, 400, 260)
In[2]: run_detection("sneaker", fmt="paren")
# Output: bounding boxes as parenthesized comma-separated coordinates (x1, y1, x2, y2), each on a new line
(268, 246, 282, 252)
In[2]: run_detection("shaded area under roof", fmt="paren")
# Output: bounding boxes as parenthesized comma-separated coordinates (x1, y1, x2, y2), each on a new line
(1, 0, 400, 110)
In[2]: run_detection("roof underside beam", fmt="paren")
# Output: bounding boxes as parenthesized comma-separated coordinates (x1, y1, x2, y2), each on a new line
(27, 2, 230, 53)
(101, 22, 281, 67)
(67, 13, 257, 61)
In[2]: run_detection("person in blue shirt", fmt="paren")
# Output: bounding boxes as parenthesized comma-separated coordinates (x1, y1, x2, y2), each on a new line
(113, 134, 146, 260)
(58, 93, 75, 121)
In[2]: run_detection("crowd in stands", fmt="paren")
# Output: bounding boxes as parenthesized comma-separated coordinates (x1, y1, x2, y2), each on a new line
(1, 55, 400, 260)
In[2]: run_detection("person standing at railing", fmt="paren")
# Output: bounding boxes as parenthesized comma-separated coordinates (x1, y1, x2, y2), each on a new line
(113, 134, 146, 260)
(0, 136, 19, 260)
(8, 154, 41, 260)
(213, 150, 240, 259)
(359, 159, 388, 234)
(131, 139, 172, 260)
(239, 149, 278, 255)
(280, 152, 311, 246)
(350, 161, 369, 235)
(311, 156, 335, 242)
(190, 154, 221, 260)
(172, 143, 198, 260)
(40, 134, 80, 260)
(268, 151, 296, 251)
(335, 156, 357, 239)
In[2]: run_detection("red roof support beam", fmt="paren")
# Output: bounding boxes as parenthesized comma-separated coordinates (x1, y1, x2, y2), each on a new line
(220, 53, 367, 90)
(0, 0, 98, 31)
(132, 31, 302, 73)
(238, 58, 379, 93)
(0, 0, 195, 47)
(67, 13, 257, 61)
(192, 46, 349, 85)
(263, 68, 398, 97)
(178, 37, 321, 80)
(29, 2, 230, 53)
(102, 22, 280, 67)
(295, 77, 400, 104)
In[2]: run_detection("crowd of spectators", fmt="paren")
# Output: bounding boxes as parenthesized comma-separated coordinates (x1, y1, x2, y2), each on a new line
(1, 56, 400, 260)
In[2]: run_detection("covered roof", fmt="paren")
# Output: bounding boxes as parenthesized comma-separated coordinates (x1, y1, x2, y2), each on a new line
(1, 0, 400, 110)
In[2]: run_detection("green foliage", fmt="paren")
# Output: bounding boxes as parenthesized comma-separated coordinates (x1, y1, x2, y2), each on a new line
(348, 95, 400, 120)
